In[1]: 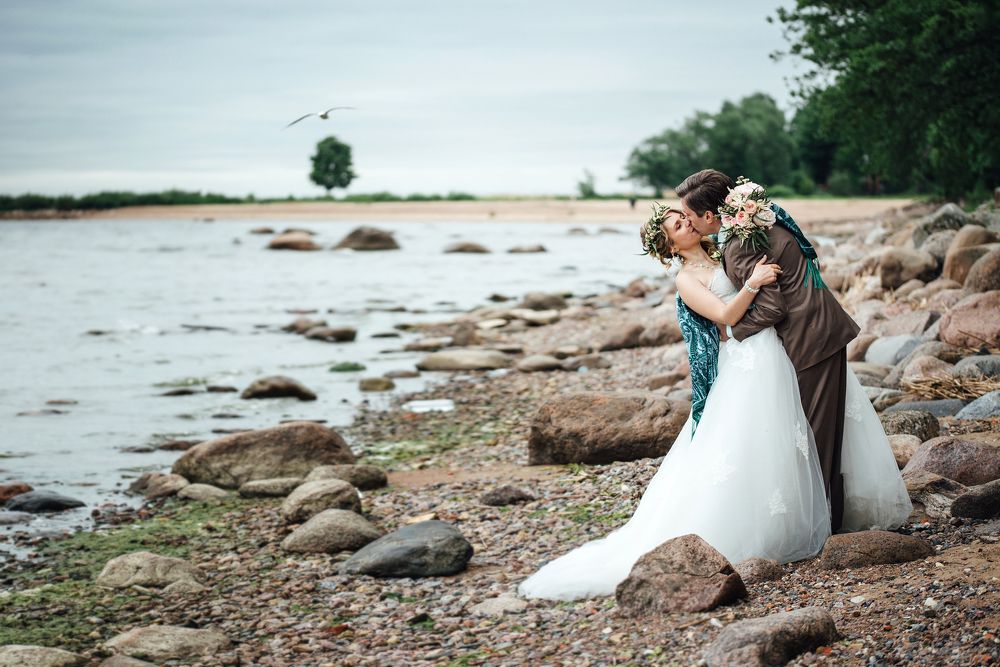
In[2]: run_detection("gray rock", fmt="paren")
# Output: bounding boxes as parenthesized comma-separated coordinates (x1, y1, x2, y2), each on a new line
(950, 479, 1000, 519)
(516, 354, 563, 372)
(615, 534, 747, 615)
(561, 354, 611, 371)
(879, 410, 940, 442)
(129, 472, 189, 499)
(176, 483, 229, 501)
(954, 355, 1000, 380)
(281, 509, 382, 553)
(305, 464, 388, 490)
(104, 625, 230, 661)
(819, 530, 934, 569)
(333, 226, 399, 251)
(919, 229, 957, 265)
(0, 511, 34, 525)
(913, 203, 970, 247)
(172, 421, 354, 488)
(733, 557, 784, 585)
(528, 391, 688, 465)
(280, 479, 361, 523)
(339, 520, 473, 577)
(865, 335, 922, 366)
(517, 292, 566, 310)
(304, 326, 357, 342)
(99, 656, 157, 667)
(878, 248, 938, 289)
(956, 390, 1000, 420)
(237, 477, 304, 498)
(965, 249, 1000, 292)
(904, 469, 968, 519)
(470, 594, 528, 616)
(480, 485, 535, 506)
(96, 551, 204, 589)
(416, 349, 513, 371)
(0, 646, 84, 667)
(703, 607, 839, 667)
(241, 375, 316, 401)
(5, 491, 85, 513)
(885, 399, 968, 417)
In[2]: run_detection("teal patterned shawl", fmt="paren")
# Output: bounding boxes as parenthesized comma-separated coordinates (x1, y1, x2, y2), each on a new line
(676, 202, 825, 430)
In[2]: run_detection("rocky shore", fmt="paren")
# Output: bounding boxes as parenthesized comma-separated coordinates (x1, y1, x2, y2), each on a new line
(2, 198, 1000, 666)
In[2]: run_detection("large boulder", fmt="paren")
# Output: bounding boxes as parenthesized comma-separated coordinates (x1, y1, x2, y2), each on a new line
(104, 625, 230, 661)
(912, 203, 969, 247)
(902, 434, 1000, 486)
(818, 530, 934, 569)
(878, 248, 937, 289)
(304, 464, 387, 490)
(733, 557, 784, 585)
(280, 479, 361, 523)
(267, 231, 320, 251)
(240, 375, 316, 401)
(415, 349, 513, 371)
(888, 434, 922, 469)
(884, 399, 967, 418)
(964, 249, 1000, 292)
(96, 551, 204, 589)
(0, 482, 31, 503)
(942, 244, 997, 285)
(615, 534, 747, 615)
(954, 355, 1000, 380)
(333, 226, 399, 251)
(339, 520, 473, 577)
(956, 390, 1000, 420)
(0, 646, 84, 667)
(703, 607, 839, 667)
(172, 422, 355, 488)
(919, 229, 957, 266)
(281, 509, 382, 553)
(950, 479, 1000, 520)
(865, 335, 922, 366)
(598, 323, 644, 351)
(5, 491, 84, 513)
(879, 410, 940, 442)
(939, 291, 1000, 348)
(528, 392, 687, 465)
(638, 320, 684, 347)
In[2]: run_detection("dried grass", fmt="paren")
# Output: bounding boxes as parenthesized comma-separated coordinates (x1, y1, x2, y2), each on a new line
(900, 375, 1000, 400)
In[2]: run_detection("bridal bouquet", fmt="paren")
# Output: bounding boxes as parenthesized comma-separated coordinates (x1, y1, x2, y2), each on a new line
(718, 177, 776, 252)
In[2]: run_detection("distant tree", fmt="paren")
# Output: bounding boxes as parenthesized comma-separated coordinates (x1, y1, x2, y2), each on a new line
(310, 136, 356, 195)
(577, 169, 598, 198)
(708, 94, 795, 187)
(623, 111, 713, 196)
(774, 0, 1000, 198)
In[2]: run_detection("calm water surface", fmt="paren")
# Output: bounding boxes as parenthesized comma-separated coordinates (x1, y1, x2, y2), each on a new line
(0, 217, 661, 552)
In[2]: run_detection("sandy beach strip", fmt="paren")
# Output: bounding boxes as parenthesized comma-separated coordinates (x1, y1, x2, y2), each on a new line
(78, 197, 916, 226)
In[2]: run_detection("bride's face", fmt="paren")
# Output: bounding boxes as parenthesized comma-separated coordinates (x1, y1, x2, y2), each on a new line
(665, 212, 701, 253)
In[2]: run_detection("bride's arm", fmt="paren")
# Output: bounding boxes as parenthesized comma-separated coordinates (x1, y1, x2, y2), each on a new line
(675, 259, 778, 327)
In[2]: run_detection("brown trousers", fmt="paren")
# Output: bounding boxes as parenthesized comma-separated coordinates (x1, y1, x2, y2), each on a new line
(796, 348, 848, 533)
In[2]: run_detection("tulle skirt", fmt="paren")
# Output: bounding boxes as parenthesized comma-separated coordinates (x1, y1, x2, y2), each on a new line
(518, 327, 910, 601)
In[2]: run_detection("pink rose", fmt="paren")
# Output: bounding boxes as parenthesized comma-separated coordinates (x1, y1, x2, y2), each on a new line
(735, 210, 748, 225)
(755, 209, 776, 226)
(744, 200, 758, 214)
(722, 214, 735, 226)
(725, 193, 735, 205)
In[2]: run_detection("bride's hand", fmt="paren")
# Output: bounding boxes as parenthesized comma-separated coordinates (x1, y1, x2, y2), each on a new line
(748, 256, 782, 289)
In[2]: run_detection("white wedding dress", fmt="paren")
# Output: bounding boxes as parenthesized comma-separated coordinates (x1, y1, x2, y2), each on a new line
(519, 268, 911, 601)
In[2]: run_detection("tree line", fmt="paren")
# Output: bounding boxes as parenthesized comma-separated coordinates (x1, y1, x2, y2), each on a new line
(624, 1, 998, 201)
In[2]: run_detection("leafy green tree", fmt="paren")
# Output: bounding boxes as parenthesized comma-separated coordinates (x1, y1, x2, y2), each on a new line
(623, 112, 713, 196)
(707, 93, 795, 187)
(773, 1, 1000, 198)
(310, 136, 356, 195)
(577, 169, 598, 198)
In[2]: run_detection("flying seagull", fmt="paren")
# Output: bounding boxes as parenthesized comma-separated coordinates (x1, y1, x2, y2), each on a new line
(284, 106, 356, 129)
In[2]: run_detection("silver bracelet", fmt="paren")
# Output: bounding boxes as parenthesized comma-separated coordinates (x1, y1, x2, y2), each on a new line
(743, 281, 760, 294)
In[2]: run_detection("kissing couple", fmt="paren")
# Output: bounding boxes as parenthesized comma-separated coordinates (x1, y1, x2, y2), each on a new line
(520, 169, 912, 601)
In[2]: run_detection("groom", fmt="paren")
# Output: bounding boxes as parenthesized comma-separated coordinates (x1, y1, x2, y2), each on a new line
(676, 169, 860, 532)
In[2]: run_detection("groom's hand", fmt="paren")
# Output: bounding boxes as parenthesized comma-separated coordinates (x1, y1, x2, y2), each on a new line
(717, 323, 729, 341)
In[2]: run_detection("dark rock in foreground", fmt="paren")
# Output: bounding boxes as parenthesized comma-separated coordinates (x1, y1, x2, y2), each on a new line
(172, 422, 355, 488)
(305, 464, 388, 490)
(529, 391, 687, 465)
(951, 479, 1000, 519)
(819, 530, 934, 570)
(5, 491, 85, 513)
(339, 520, 473, 577)
(703, 606, 839, 667)
(615, 534, 747, 615)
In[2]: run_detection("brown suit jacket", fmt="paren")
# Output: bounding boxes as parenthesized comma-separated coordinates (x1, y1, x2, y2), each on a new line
(723, 225, 860, 372)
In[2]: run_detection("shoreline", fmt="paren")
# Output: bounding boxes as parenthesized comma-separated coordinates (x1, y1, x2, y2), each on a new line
(3, 199, 999, 665)
(2, 196, 917, 225)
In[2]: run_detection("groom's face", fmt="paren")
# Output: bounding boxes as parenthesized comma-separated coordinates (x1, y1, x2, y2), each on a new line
(680, 199, 721, 236)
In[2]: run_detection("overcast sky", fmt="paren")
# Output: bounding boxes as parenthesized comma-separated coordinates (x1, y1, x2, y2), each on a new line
(0, 1, 799, 197)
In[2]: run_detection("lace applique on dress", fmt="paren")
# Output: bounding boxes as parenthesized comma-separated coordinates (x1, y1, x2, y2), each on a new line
(845, 391, 865, 423)
(769, 488, 788, 516)
(731, 342, 756, 371)
(710, 450, 737, 486)
(794, 421, 809, 460)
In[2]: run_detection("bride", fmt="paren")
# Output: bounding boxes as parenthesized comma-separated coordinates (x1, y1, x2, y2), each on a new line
(518, 207, 911, 601)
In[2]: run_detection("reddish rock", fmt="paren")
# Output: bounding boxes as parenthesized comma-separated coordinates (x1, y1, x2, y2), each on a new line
(268, 231, 320, 251)
(598, 323, 645, 351)
(938, 291, 1000, 348)
(615, 534, 747, 615)
(902, 433, 1000, 486)
(528, 392, 687, 465)
(0, 482, 32, 503)
(819, 530, 934, 569)
(964, 249, 1000, 292)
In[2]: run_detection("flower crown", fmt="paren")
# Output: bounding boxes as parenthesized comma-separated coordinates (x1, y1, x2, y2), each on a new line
(640, 202, 677, 261)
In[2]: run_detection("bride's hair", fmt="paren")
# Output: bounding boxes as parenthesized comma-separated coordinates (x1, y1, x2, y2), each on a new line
(675, 169, 735, 216)
(639, 204, 718, 268)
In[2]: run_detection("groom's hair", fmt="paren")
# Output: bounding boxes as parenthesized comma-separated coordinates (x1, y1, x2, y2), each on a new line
(676, 169, 735, 216)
